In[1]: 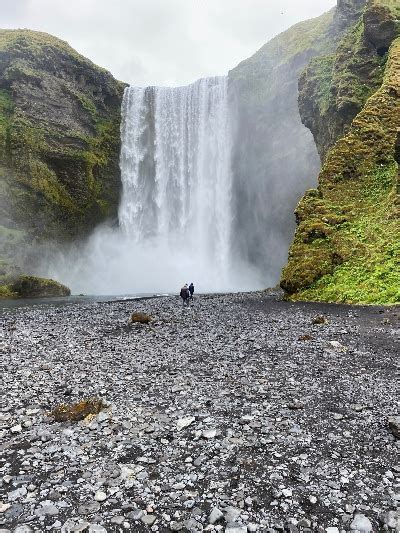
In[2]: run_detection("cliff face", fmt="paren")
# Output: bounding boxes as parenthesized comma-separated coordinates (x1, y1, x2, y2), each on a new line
(228, 0, 366, 282)
(0, 30, 125, 276)
(281, 0, 400, 304)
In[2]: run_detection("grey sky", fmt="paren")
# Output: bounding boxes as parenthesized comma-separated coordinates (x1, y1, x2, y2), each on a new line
(1, 0, 337, 86)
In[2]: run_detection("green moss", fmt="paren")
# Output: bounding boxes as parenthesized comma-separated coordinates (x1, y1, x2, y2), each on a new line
(29, 161, 79, 211)
(229, 8, 340, 107)
(379, 0, 400, 19)
(299, 11, 389, 159)
(63, 83, 97, 118)
(0, 275, 71, 298)
(50, 398, 105, 422)
(0, 28, 125, 244)
(0, 29, 108, 75)
(282, 37, 400, 305)
(0, 89, 13, 158)
(0, 284, 16, 298)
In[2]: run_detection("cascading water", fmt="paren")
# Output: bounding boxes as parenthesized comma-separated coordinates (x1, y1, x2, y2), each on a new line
(118, 77, 235, 290)
(44, 77, 264, 294)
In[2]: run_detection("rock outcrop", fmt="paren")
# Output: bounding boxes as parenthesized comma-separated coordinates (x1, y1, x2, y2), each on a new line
(0, 29, 125, 274)
(228, 0, 366, 281)
(0, 274, 70, 298)
(282, 0, 400, 304)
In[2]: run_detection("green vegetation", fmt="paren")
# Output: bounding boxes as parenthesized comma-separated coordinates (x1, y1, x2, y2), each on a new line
(299, 8, 390, 159)
(0, 274, 71, 299)
(282, 24, 400, 306)
(0, 89, 13, 159)
(0, 27, 125, 268)
(0, 29, 108, 74)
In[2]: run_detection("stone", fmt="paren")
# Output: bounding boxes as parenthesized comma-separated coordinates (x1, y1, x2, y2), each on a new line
(225, 525, 247, 533)
(177, 416, 195, 430)
(78, 502, 101, 515)
(379, 510, 400, 529)
(7, 487, 27, 501)
(141, 514, 157, 525)
(88, 526, 107, 533)
(0, 503, 11, 513)
(326, 528, 340, 533)
(209, 507, 224, 524)
(70, 522, 90, 532)
(350, 514, 373, 532)
(225, 507, 241, 523)
(388, 416, 400, 439)
(94, 491, 107, 502)
(111, 516, 125, 525)
(170, 522, 184, 531)
(36, 503, 59, 516)
(172, 482, 186, 490)
(203, 428, 217, 439)
(13, 527, 33, 533)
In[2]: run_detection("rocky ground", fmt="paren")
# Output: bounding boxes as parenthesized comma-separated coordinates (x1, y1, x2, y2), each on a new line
(0, 291, 399, 533)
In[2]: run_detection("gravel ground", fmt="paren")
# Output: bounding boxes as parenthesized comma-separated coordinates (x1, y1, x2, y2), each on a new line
(0, 291, 399, 533)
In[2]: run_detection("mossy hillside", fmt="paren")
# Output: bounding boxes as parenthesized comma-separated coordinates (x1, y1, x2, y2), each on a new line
(228, 0, 367, 277)
(281, 37, 400, 304)
(299, 0, 397, 160)
(0, 29, 126, 242)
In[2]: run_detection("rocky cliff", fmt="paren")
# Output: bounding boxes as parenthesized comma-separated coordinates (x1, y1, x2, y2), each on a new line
(228, 0, 367, 282)
(281, 0, 400, 303)
(0, 30, 125, 278)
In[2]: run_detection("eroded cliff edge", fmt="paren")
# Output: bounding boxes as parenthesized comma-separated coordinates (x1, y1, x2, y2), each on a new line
(281, 0, 400, 304)
(228, 0, 366, 282)
(0, 30, 125, 278)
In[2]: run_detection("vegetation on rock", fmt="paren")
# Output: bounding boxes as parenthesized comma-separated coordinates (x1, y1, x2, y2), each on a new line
(282, 0, 400, 304)
(0, 274, 71, 298)
(0, 29, 126, 276)
(228, 0, 366, 279)
(131, 312, 152, 324)
(50, 398, 105, 422)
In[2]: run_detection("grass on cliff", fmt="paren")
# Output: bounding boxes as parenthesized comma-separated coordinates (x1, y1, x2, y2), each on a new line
(0, 27, 124, 240)
(290, 163, 399, 304)
(0, 89, 13, 156)
(282, 35, 400, 305)
(0, 29, 108, 74)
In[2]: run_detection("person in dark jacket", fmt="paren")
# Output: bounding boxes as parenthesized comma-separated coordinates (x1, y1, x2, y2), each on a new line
(189, 283, 194, 299)
(180, 284, 190, 306)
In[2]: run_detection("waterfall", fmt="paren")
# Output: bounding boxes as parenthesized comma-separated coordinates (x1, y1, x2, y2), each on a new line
(118, 77, 234, 290)
(44, 77, 264, 295)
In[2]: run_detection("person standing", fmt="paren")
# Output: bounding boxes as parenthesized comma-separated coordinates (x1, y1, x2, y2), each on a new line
(180, 284, 190, 306)
(189, 282, 194, 300)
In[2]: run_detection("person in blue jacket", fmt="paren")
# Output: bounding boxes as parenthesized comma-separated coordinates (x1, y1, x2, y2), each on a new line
(189, 283, 195, 299)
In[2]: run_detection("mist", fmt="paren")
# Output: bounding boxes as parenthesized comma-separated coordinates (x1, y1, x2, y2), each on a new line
(43, 226, 267, 295)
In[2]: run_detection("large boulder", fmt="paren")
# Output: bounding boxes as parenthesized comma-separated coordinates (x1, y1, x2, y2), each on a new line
(1, 275, 71, 298)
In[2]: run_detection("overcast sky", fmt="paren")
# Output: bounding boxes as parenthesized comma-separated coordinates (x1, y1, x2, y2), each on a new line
(2, 0, 336, 87)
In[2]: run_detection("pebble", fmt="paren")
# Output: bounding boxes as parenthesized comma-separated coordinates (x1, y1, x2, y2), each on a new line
(94, 490, 107, 502)
(141, 514, 157, 525)
(0, 292, 397, 531)
(209, 507, 224, 524)
(350, 514, 373, 532)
